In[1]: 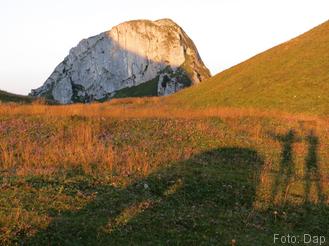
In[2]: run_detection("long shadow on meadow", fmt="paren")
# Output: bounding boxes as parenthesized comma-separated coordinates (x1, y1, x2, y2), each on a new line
(268, 129, 326, 205)
(304, 130, 325, 204)
(27, 147, 264, 245)
(25, 141, 329, 245)
(269, 130, 301, 204)
(255, 129, 329, 244)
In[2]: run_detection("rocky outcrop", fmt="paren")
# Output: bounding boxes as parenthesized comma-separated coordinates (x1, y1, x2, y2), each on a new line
(30, 19, 211, 104)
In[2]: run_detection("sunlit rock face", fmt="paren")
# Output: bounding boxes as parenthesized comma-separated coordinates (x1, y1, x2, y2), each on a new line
(30, 19, 210, 104)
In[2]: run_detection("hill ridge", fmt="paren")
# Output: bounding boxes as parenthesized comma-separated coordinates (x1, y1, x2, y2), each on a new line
(169, 20, 329, 115)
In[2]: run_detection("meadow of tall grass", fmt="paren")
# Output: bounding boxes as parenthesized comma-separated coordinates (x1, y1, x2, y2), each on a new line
(0, 99, 328, 245)
(0, 98, 327, 176)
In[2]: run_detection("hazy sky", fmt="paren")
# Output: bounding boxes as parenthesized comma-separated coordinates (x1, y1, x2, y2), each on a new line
(1, 0, 328, 95)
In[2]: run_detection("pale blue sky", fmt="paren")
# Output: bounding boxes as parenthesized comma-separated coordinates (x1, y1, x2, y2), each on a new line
(0, 0, 328, 95)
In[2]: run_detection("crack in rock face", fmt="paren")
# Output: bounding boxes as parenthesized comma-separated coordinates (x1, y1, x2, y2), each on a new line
(30, 18, 211, 104)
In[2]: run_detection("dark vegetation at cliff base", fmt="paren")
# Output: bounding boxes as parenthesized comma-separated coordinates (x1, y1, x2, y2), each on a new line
(0, 90, 35, 104)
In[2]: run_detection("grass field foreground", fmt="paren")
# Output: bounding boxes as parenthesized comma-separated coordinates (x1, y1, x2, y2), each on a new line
(0, 101, 329, 245)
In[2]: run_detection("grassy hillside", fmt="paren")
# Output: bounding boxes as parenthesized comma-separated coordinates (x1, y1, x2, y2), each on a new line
(0, 90, 35, 104)
(0, 90, 59, 105)
(168, 20, 329, 115)
(112, 77, 158, 99)
(0, 102, 328, 245)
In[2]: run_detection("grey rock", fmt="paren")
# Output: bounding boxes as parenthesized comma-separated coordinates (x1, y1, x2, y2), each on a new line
(30, 19, 211, 104)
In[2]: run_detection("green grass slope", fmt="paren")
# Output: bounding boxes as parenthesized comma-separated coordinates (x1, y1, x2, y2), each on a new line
(169, 20, 329, 115)
(0, 90, 58, 104)
(0, 90, 35, 104)
(112, 77, 158, 99)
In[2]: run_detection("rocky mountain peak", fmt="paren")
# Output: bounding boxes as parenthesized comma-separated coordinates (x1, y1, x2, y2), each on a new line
(30, 19, 211, 104)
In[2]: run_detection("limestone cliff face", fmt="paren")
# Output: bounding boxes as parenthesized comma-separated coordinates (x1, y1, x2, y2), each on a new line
(30, 19, 211, 104)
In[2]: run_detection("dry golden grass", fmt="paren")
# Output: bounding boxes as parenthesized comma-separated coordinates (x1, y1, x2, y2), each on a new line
(1, 101, 329, 245)
(0, 101, 328, 178)
(0, 98, 327, 122)
(1, 100, 328, 193)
